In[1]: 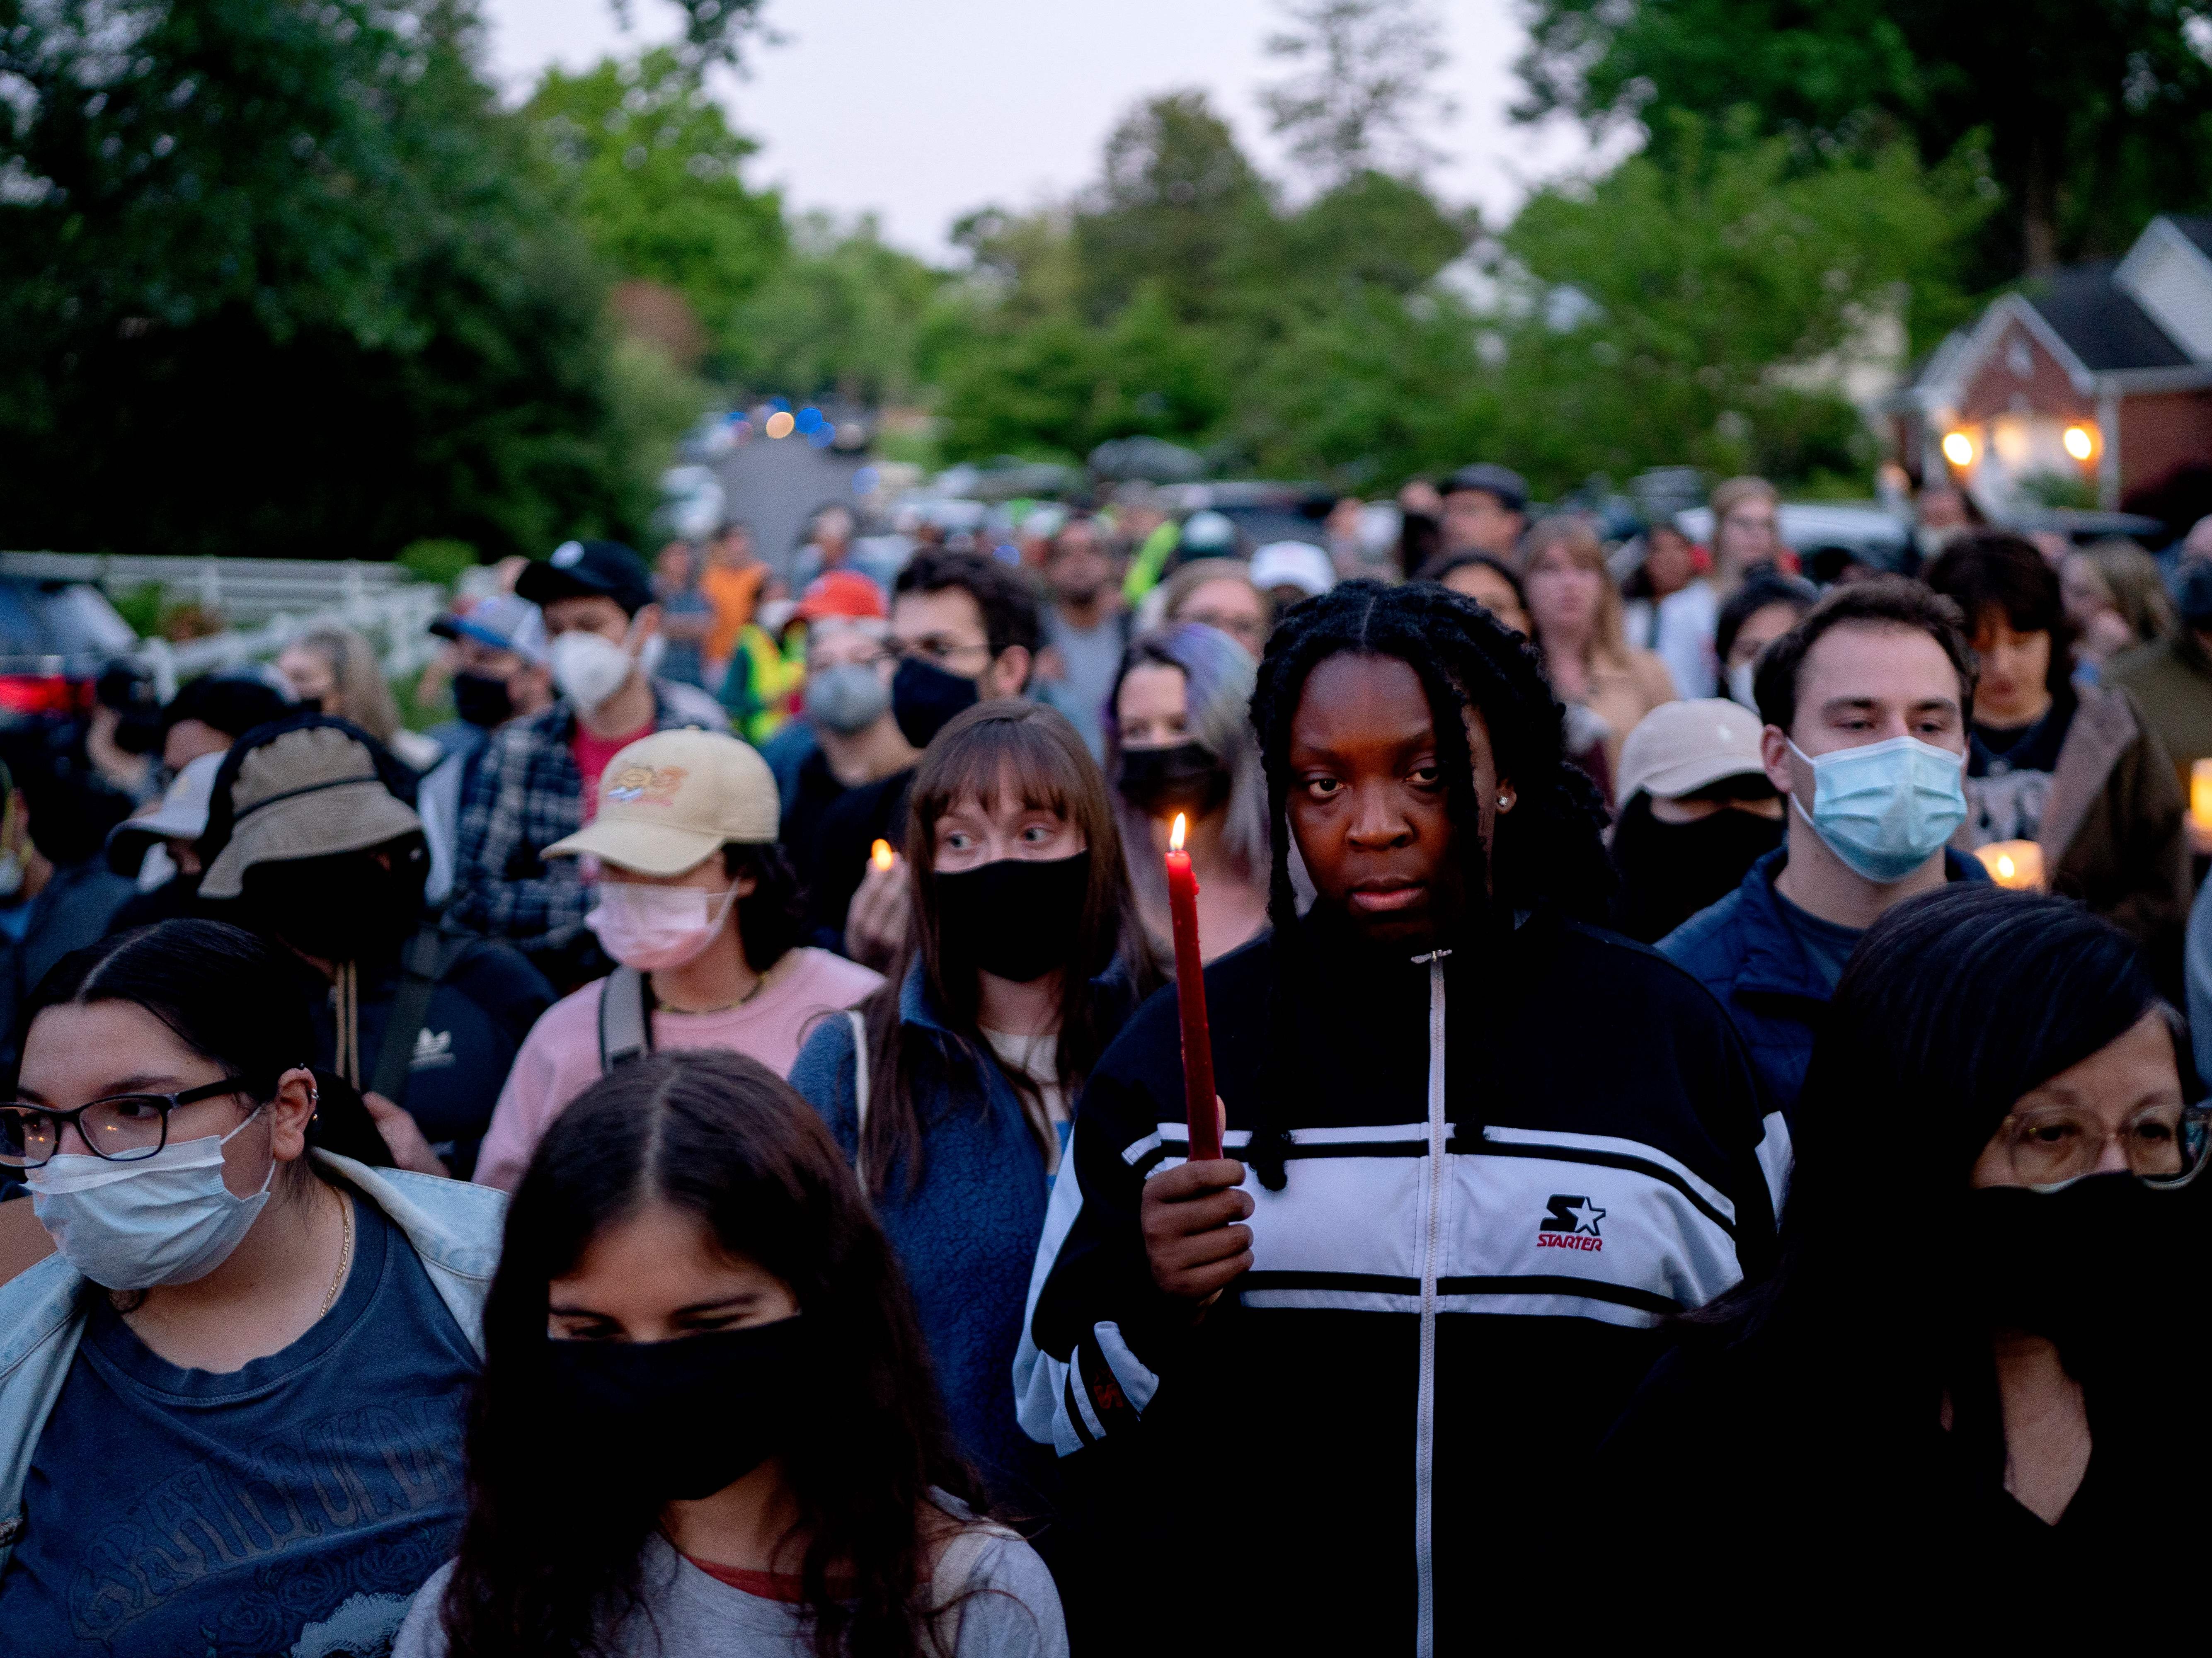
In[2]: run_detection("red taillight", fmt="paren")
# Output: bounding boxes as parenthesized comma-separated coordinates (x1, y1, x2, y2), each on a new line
(0, 676, 92, 717)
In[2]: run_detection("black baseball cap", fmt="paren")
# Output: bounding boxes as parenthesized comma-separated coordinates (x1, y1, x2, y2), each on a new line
(1444, 463, 1529, 514)
(516, 539, 654, 616)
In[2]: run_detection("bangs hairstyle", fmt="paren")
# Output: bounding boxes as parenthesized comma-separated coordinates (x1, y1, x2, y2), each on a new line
(1696, 885, 2195, 1359)
(1104, 623, 1269, 914)
(1515, 513, 1629, 665)
(1243, 579, 1613, 1189)
(1924, 530, 2076, 700)
(858, 701, 1163, 1197)
(440, 1050, 984, 1658)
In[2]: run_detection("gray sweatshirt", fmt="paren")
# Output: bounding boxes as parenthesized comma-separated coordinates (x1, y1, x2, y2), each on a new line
(393, 1523, 1067, 1658)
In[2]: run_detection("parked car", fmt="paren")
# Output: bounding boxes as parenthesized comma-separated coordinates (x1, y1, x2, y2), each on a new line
(0, 577, 139, 724)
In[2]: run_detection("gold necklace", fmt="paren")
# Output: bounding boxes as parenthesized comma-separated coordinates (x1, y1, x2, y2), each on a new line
(317, 1194, 353, 1320)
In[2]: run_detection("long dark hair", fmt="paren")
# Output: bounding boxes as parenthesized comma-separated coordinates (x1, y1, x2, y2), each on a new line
(1242, 579, 1612, 1188)
(1698, 885, 2191, 1364)
(440, 1050, 984, 1658)
(858, 701, 1162, 1198)
(1924, 529, 2078, 702)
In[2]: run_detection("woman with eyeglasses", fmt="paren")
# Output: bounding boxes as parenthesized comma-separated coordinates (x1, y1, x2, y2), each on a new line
(0, 919, 507, 1656)
(1600, 884, 2212, 1632)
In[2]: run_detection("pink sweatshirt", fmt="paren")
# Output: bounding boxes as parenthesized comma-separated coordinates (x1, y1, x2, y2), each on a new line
(474, 946, 883, 1192)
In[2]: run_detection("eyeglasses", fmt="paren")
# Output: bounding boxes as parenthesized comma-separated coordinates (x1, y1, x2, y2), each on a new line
(1181, 610, 1267, 646)
(0, 1078, 248, 1168)
(1993, 1102, 2212, 1188)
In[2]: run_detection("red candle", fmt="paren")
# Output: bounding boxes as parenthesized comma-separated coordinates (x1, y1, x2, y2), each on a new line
(1166, 814, 1220, 1161)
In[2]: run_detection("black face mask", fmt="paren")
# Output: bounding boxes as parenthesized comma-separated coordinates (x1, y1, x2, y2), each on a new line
(450, 669, 515, 729)
(243, 842, 427, 963)
(1954, 1176, 2193, 1370)
(1117, 742, 1231, 822)
(893, 656, 981, 749)
(543, 1317, 812, 1502)
(1608, 795, 1782, 944)
(935, 850, 1091, 983)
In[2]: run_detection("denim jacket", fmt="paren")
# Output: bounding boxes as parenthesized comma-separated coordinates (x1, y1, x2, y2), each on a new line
(0, 1153, 507, 1574)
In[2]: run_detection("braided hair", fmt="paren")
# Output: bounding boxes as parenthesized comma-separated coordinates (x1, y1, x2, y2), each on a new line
(1242, 579, 1612, 1187)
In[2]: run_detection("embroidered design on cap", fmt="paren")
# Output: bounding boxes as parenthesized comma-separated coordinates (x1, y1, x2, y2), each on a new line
(550, 540, 585, 567)
(606, 764, 688, 806)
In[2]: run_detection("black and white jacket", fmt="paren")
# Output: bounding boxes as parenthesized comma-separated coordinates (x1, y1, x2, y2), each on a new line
(1015, 907, 1786, 1653)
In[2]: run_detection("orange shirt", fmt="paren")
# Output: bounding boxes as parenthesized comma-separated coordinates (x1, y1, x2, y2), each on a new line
(700, 562, 767, 660)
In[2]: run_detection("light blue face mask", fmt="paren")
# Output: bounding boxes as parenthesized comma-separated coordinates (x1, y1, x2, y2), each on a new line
(1788, 734, 1968, 883)
(27, 1105, 273, 1290)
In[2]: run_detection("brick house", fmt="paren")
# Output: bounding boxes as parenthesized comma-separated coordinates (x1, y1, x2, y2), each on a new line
(1886, 215, 2212, 510)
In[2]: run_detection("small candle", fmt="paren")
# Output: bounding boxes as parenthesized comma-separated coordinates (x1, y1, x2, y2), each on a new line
(1165, 814, 1219, 1161)
(1974, 839, 2044, 891)
(870, 838, 895, 873)
(2192, 761, 2212, 833)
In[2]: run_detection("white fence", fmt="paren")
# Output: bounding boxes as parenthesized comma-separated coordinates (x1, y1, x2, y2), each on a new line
(0, 552, 448, 698)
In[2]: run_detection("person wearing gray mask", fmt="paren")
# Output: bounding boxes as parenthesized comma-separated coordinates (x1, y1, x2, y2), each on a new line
(783, 617, 918, 955)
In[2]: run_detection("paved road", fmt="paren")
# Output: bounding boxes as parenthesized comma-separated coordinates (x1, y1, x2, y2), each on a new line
(713, 432, 865, 582)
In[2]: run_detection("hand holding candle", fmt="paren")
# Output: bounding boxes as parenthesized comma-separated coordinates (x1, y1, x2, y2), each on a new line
(1165, 813, 1220, 1162)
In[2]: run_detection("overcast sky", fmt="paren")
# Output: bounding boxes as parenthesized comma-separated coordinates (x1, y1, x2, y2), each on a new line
(478, 0, 1608, 259)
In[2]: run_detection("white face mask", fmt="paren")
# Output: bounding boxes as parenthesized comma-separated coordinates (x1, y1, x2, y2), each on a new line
(28, 1105, 274, 1290)
(585, 881, 740, 972)
(550, 626, 665, 713)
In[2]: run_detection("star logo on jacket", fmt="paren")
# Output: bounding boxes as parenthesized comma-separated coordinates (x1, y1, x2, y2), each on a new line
(1535, 1193, 1605, 1252)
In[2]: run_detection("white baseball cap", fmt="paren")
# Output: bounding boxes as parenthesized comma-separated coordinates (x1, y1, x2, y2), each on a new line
(1617, 699, 1771, 802)
(1250, 541, 1336, 600)
(545, 729, 779, 875)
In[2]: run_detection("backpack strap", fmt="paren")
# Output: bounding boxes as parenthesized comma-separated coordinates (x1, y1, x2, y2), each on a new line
(598, 963, 655, 1072)
(848, 1008, 870, 1185)
(367, 927, 475, 1107)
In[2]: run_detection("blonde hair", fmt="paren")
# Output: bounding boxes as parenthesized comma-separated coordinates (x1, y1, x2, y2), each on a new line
(1515, 514, 1628, 669)
(289, 625, 400, 744)
(2074, 539, 2174, 645)
(1709, 475, 1780, 526)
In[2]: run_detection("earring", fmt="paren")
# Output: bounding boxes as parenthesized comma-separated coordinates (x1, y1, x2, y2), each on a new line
(1497, 794, 1512, 808)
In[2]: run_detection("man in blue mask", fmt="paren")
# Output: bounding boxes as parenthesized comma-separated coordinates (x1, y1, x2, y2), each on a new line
(1662, 577, 1989, 1121)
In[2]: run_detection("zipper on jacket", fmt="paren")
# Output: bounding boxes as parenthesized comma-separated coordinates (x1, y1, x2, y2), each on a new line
(1411, 948, 1449, 1658)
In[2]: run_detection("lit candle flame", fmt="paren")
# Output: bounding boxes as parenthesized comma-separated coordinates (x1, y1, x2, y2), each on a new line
(1170, 813, 1187, 852)
(870, 839, 894, 872)
(1995, 854, 2015, 879)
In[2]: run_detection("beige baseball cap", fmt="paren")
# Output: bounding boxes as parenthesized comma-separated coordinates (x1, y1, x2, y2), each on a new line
(545, 728, 778, 875)
(1616, 698, 1771, 802)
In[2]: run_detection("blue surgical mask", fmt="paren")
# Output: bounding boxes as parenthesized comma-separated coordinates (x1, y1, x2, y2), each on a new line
(27, 1106, 273, 1290)
(1788, 734, 1967, 883)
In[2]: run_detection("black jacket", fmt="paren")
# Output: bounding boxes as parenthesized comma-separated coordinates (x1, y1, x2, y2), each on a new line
(1018, 907, 1783, 1651)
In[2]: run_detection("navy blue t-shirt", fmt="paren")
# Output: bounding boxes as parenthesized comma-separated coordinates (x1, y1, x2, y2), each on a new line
(0, 1191, 477, 1657)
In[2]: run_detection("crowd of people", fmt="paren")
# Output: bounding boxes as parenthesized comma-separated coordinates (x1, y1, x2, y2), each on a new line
(0, 462, 2208, 1656)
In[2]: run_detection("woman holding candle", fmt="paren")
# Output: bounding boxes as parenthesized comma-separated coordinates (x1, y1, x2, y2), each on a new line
(1105, 623, 1270, 964)
(1926, 533, 2187, 983)
(1017, 579, 1782, 1652)
(787, 701, 1161, 1520)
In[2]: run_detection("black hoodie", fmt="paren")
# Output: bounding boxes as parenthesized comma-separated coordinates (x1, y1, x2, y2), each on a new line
(1017, 905, 1783, 1651)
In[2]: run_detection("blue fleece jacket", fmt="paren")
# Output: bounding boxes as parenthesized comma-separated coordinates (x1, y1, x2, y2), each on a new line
(1659, 845, 1989, 1120)
(788, 962, 1134, 1508)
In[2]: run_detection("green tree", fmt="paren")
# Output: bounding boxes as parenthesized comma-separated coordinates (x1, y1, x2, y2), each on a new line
(526, 48, 786, 361)
(1260, 0, 1455, 187)
(0, 0, 677, 560)
(727, 213, 950, 404)
(1515, 0, 2212, 278)
(1071, 91, 1274, 324)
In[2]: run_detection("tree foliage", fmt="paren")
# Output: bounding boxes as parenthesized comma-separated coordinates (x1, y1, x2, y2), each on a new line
(1261, 0, 1455, 187)
(1515, 0, 2212, 279)
(525, 48, 786, 358)
(0, 0, 697, 560)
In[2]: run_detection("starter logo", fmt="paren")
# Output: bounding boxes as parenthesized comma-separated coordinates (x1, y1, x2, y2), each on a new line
(1536, 1194, 1605, 1252)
